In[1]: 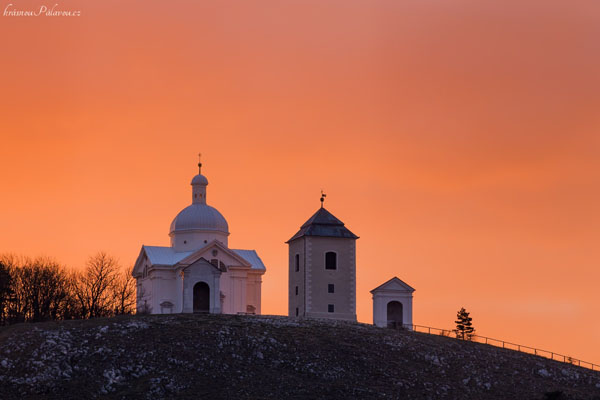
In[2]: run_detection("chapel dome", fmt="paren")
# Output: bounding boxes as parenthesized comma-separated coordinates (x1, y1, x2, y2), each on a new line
(169, 204, 229, 235)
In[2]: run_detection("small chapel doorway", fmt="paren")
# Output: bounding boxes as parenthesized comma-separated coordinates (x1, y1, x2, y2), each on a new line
(387, 301, 403, 328)
(193, 282, 210, 313)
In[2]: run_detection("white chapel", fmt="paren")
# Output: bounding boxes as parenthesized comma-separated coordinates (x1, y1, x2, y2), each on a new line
(132, 160, 266, 315)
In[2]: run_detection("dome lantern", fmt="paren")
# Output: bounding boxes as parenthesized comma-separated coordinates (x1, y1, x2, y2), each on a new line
(192, 153, 208, 204)
(169, 157, 229, 251)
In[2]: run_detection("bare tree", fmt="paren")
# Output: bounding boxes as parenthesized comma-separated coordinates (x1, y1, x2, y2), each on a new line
(73, 252, 121, 319)
(0, 252, 137, 323)
(112, 268, 136, 315)
(1, 255, 28, 324)
(0, 262, 13, 325)
(0, 255, 72, 323)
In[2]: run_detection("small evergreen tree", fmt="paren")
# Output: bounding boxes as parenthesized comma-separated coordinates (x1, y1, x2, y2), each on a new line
(454, 307, 475, 340)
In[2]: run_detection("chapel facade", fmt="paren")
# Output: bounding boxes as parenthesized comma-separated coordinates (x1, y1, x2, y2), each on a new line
(287, 200, 358, 321)
(132, 160, 266, 315)
(371, 277, 415, 329)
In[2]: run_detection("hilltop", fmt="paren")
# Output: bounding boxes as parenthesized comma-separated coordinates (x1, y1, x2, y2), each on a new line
(0, 314, 598, 399)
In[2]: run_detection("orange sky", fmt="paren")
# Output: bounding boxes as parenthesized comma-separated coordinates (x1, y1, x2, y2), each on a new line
(1, 0, 599, 363)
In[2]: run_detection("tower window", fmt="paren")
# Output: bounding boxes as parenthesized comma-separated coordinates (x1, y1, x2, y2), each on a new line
(295, 254, 300, 272)
(295, 307, 299, 317)
(325, 252, 337, 270)
(328, 304, 335, 313)
(295, 286, 298, 296)
(328, 284, 334, 293)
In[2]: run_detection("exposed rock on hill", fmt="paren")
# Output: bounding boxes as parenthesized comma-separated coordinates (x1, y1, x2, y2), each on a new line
(0, 314, 598, 399)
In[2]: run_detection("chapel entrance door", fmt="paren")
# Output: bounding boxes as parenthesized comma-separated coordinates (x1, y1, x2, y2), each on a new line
(387, 301, 403, 328)
(193, 282, 210, 313)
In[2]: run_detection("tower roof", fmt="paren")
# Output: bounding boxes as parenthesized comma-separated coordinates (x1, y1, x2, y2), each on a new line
(287, 207, 358, 242)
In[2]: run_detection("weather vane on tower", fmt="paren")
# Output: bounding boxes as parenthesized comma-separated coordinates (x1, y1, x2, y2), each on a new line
(320, 190, 327, 208)
(198, 152, 202, 174)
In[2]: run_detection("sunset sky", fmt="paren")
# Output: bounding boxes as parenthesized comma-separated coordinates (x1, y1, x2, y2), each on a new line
(1, 0, 599, 363)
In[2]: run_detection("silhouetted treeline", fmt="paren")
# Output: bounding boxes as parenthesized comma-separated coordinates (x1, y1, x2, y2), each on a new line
(0, 252, 135, 325)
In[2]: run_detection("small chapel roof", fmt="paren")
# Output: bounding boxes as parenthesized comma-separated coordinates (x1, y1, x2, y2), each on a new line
(287, 207, 358, 242)
(142, 245, 266, 271)
(370, 277, 415, 293)
(144, 245, 193, 266)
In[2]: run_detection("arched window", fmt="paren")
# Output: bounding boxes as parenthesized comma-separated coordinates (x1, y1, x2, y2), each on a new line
(325, 252, 337, 270)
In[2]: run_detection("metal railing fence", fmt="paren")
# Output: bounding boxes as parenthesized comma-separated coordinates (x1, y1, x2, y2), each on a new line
(401, 323, 599, 372)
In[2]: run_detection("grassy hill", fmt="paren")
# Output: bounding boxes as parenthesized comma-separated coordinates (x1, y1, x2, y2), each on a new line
(0, 313, 598, 399)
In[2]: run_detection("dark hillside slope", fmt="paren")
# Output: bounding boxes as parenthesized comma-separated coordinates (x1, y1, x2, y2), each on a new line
(0, 314, 598, 399)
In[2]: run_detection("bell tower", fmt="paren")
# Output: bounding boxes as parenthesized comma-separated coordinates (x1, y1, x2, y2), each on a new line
(286, 196, 358, 321)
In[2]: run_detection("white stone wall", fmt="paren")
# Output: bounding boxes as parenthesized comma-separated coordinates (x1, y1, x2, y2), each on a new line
(219, 271, 232, 314)
(305, 236, 356, 321)
(150, 269, 177, 314)
(289, 236, 357, 321)
(246, 272, 262, 314)
(229, 269, 248, 314)
(288, 239, 305, 317)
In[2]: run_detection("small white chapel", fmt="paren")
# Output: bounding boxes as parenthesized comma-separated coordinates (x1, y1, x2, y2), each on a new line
(132, 159, 266, 315)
